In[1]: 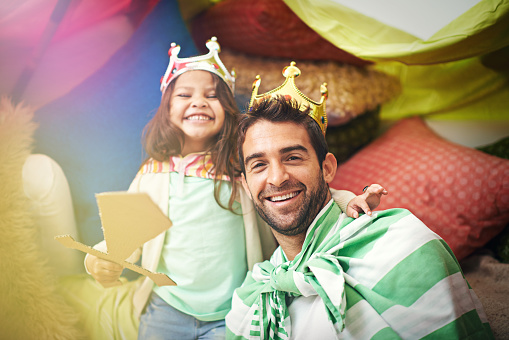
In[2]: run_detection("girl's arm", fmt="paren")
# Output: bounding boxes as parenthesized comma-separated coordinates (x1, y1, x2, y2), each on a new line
(331, 184, 388, 218)
(330, 189, 356, 213)
(347, 184, 388, 218)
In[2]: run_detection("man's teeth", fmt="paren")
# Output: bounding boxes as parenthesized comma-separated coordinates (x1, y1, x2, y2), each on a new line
(269, 192, 298, 202)
(186, 115, 211, 121)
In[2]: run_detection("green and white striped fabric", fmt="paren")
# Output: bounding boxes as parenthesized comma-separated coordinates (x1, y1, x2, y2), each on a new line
(226, 201, 493, 339)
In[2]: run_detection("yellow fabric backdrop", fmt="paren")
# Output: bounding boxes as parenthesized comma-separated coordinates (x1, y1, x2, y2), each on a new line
(283, 0, 509, 64)
(283, 0, 509, 120)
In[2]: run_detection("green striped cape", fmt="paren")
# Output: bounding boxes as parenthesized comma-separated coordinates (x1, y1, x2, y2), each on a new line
(225, 201, 492, 339)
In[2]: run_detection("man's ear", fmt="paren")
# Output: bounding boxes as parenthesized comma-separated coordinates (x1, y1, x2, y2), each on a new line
(241, 173, 252, 199)
(322, 152, 337, 184)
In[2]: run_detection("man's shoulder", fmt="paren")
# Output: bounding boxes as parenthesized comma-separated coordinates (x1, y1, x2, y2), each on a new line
(345, 208, 423, 229)
(337, 207, 444, 253)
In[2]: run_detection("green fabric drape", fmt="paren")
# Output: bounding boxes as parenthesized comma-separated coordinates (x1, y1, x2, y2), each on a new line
(283, 0, 509, 64)
(375, 56, 509, 120)
(283, 0, 509, 120)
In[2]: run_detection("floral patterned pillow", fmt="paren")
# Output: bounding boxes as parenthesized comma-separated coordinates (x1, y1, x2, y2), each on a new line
(331, 117, 509, 260)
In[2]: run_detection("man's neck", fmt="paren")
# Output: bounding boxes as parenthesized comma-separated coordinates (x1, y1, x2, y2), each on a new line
(275, 195, 333, 261)
(274, 232, 307, 261)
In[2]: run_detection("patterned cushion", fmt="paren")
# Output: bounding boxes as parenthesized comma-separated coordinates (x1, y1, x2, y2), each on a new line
(326, 107, 380, 163)
(218, 49, 400, 127)
(190, 0, 369, 66)
(331, 117, 509, 260)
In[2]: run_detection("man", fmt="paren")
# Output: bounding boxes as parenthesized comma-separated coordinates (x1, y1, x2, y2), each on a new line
(225, 94, 492, 339)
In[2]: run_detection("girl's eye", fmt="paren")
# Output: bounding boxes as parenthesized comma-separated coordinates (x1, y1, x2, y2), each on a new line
(177, 93, 190, 97)
(207, 94, 217, 98)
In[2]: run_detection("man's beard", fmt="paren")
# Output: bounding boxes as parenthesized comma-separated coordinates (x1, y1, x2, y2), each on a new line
(252, 175, 330, 236)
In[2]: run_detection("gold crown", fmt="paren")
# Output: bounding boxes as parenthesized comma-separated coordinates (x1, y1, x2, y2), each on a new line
(249, 62, 328, 135)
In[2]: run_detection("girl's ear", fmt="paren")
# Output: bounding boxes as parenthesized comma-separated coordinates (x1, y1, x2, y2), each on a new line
(241, 173, 253, 199)
(322, 152, 337, 184)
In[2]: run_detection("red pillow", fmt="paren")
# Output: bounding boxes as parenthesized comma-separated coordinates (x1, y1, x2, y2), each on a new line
(331, 117, 509, 260)
(190, 0, 369, 66)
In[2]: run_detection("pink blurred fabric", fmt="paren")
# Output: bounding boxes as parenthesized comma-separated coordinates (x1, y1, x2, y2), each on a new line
(0, 0, 158, 108)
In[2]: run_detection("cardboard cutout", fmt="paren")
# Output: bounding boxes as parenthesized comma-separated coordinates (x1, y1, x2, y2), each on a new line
(56, 192, 175, 287)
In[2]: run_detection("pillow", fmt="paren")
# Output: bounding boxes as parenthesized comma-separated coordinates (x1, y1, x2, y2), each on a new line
(219, 49, 400, 126)
(325, 107, 380, 163)
(477, 136, 509, 160)
(476, 136, 509, 263)
(331, 117, 509, 260)
(190, 0, 369, 66)
(22, 154, 83, 276)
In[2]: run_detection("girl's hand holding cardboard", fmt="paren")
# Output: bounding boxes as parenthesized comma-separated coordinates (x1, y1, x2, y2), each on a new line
(86, 254, 123, 287)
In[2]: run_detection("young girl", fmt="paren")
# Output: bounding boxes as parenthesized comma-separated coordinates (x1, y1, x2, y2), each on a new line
(85, 37, 386, 340)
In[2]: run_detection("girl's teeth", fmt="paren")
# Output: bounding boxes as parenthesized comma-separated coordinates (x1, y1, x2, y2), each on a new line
(270, 192, 298, 202)
(187, 115, 211, 121)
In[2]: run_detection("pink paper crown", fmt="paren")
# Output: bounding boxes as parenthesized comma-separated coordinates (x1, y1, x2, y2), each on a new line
(160, 37, 235, 94)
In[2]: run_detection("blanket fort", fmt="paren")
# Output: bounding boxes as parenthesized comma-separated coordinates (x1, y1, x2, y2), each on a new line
(55, 192, 175, 287)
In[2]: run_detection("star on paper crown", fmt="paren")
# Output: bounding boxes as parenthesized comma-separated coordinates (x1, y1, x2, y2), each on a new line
(160, 36, 235, 94)
(249, 62, 328, 135)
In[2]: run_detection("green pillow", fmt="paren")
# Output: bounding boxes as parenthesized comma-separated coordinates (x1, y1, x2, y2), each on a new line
(477, 136, 509, 160)
(477, 136, 509, 263)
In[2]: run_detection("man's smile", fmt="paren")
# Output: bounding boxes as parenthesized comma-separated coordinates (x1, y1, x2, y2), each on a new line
(265, 190, 301, 202)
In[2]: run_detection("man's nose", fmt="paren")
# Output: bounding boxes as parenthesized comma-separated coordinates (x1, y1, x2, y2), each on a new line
(267, 162, 289, 187)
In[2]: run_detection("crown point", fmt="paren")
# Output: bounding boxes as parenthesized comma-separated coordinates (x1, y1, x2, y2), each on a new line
(169, 44, 181, 57)
(206, 37, 220, 53)
(283, 63, 300, 78)
(321, 83, 328, 96)
(252, 75, 261, 90)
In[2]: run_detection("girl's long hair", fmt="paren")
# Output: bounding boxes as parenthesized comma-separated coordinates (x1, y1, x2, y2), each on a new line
(142, 72, 240, 212)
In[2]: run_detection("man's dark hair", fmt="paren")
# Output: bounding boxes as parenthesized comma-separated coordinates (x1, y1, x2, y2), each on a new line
(238, 96, 328, 175)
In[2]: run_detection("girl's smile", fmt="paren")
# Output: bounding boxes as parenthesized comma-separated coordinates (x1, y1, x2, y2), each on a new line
(184, 114, 214, 121)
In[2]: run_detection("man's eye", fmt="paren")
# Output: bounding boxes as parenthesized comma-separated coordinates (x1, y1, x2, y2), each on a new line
(287, 156, 301, 161)
(250, 162, 265, 171)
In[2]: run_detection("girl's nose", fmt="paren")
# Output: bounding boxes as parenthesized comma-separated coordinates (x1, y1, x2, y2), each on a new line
(192, 97, 208, 107)
(267, 162, 289, 187)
